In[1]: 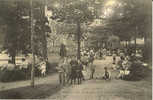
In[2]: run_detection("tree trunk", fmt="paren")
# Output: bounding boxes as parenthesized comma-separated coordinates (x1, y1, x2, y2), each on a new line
(134, 27, 137, 54)
(128, 40, 130, 48)
(11, 55, 16, 64)
(143, 33, 148, 60)
(77, 21, 81, 60)
(52, 40, 55, 47)
(134, 36, 136, 54)
(125, 40, 128, 48)
(126, 40, 129, 48)
(31, 53, 35, 87)
(42, 32, 48, 60)
(30, 0, 35, 88)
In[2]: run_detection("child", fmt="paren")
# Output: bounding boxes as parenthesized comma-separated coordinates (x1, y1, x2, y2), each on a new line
(40, 61, 47, 77)
(112, 51, 117, 64)
(102, 67, 111, 80)
(120, 51, 125, 60)
(56, 59, 66, 85)
(117, 67, 130, 80)
(117, 58, 131, 80)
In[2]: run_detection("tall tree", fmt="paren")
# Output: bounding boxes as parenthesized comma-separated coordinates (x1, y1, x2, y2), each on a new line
(33, 1, 51, 60)
(101, 0, 151, 54)
(0, 1, 31, 64)
(50, 0, 97, 59)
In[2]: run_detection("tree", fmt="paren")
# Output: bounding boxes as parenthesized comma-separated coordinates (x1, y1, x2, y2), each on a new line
(50, 0, 96, 59)
(30, 0, 51, 88)
(33, 1, 51, 60)
(100, 0, 151, 54)
(0, 1, 31, 64)
(0, 0, 51, 64)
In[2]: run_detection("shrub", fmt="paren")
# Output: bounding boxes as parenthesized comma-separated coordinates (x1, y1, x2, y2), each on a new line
(0, 69, 26, 82)
(124, 61, 150, 81)
(0, 62, 58, 82)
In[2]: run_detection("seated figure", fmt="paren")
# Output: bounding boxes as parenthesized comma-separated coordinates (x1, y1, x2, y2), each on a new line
(102, 67, 111, 80)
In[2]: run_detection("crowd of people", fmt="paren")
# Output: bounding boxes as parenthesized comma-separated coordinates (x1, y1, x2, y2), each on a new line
(56, 45, 145, 86)
(112, 49, 132, 79)
(111, 48, 144, 80)
(56, 47, 113, 85)
(0, 43, 145, 83)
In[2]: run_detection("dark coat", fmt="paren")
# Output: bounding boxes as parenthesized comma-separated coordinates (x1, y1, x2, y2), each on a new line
(60, 44, 67, 57)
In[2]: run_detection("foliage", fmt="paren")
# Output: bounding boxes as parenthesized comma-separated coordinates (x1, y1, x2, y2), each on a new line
(124, 61, 150, 81)
(32, 1, 51, 59)
(0, 68, 26, 82)
(0, 1, 51, 63)
(104, 0, 151, 41)
(49, 0, 97, 59)
(0, 61, 57, 82)
(0, 1, 31, 63)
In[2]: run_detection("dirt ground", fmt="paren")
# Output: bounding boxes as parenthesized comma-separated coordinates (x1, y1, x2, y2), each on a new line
(48, 57, 152, 100)
(0, 56, 152, 100)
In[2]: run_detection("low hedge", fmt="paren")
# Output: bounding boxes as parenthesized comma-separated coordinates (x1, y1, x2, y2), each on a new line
(0, 69, 26, 82)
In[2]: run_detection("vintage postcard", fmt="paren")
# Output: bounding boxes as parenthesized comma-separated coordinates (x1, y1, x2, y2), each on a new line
(0, 0, 152, 100)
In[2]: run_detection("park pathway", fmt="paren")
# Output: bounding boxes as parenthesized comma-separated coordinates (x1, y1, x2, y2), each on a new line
(48, 56, 152, 100)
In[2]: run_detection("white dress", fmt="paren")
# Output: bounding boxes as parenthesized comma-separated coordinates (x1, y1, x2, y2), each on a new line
(40, 62, 46, 75)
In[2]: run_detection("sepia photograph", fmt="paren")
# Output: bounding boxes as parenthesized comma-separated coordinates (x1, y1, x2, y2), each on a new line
(0, 0, 152, 99)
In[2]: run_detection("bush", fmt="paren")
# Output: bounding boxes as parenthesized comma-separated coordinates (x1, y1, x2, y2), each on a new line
(0, 61, 58, 82)
(0, 69, 26, 82)
(124, 61, 150, 81)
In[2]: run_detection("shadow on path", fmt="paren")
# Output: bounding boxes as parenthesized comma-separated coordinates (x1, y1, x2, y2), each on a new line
(0, 83, 62, 99)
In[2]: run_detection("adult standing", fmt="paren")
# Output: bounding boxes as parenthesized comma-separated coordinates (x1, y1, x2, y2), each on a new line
(56, 59, 66, 85)
(76, 60, 84, 84)
(103, 48, 107, 57)
(70, 56, 78, 84)
(99, 49, 103, 59)
(60, 43, 67, 60)
(112, 51, 117, 64)
(64, 58, 72, 84)
(89, 63, 95, 79)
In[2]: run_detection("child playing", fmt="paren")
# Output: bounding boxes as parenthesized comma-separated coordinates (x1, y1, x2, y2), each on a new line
(102, 67, 111, 80)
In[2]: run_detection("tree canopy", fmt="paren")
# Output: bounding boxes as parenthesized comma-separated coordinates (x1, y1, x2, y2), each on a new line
(0, 0, 51, 63)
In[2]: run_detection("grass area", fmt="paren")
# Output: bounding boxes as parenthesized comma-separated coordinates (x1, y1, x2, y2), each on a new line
(0, 78, 62, 99)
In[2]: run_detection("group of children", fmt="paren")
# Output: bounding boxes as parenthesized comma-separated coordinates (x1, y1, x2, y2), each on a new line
(56, 51, 99, 85)
(56, 57, 85, 85)
(111, 50, 133, 80)
(95, 49, 134, 80)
